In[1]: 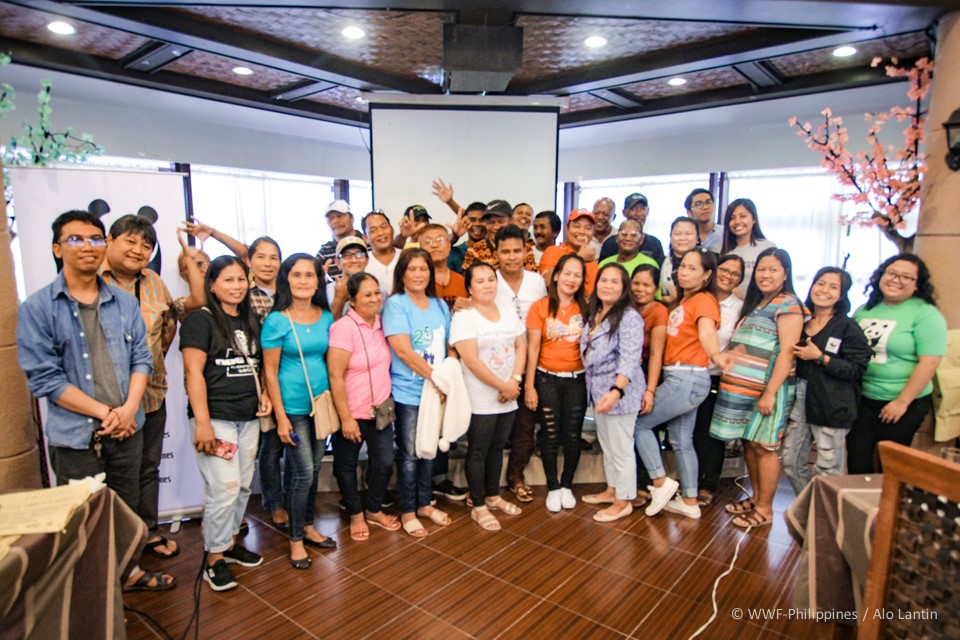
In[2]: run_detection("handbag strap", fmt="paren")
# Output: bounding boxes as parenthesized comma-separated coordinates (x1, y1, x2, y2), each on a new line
(202, 306, 263, 397)
(284, 311, 316, 414)
(346, 313, 378, 408)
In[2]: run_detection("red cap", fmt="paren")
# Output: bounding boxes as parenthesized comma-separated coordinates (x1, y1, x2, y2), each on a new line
(568, 208, 596, 224)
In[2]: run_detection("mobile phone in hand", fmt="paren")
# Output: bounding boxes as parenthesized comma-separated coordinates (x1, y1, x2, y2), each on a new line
(212, 438, 238, 460)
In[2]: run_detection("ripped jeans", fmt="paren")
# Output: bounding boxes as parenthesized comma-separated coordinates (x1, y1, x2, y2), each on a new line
(534, 370, 588, 491)
(781, 379, 847, 495)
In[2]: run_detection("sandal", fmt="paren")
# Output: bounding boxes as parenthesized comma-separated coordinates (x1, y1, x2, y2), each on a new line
(732, 511, 772, 528)
(632, 494, 650, 509)
(510, 484, 535, 503)
(124, 569, 176, 593)
(471, 507, 501, 531)
(143, 536, 180, 559)
(725, 498, 756, 515)
(485, 496, 521, 515)
(582, 493, 616, 505)
(417, 508, 452, 526)
(402, 517, 428, 538)
(365, 513, 401, 531)
(697, 490, 714, 508)
(350, 521, 369, 542)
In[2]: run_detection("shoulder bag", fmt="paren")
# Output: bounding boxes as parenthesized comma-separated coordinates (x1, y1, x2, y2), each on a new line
(347, 314, 396, 430)
(285, 312, 340, 439)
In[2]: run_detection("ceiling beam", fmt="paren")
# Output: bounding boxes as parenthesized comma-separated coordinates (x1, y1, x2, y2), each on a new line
(733, 61, 785, 88)
(5, 0, 440, 94)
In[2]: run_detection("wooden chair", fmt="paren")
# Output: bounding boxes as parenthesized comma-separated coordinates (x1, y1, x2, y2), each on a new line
(859, 442, 960, 639)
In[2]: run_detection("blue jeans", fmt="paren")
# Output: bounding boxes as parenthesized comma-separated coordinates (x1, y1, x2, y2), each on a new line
(258, 428, 290, 514)
(395, 402, 433, 514)
(191, 418, 259, 553)
(634, 368, 711, 499)
(332, 420, 395, 516)
(283, 415, 324, 542)
(781, 380, 847, 495)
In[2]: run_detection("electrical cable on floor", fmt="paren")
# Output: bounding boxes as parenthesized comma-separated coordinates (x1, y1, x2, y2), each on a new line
(686, 473, 755, 639)
(123, 604, 174, 640)
(179, 550, 206, 640)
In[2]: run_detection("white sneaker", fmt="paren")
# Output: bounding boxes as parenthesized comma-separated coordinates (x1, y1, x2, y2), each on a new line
(560, 488, 576, 509)
(546, 489, 563, 513)
(645, 477, 680, 516)
(662, 495, 701, 520)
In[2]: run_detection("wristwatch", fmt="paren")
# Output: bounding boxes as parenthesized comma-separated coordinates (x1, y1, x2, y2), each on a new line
(610, 386, 625, 398)
(513, 374, 522, 383)
(816, 354, 826, 366)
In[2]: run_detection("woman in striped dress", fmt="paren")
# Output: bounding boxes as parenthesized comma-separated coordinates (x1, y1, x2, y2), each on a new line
(711, 247, 806, 528)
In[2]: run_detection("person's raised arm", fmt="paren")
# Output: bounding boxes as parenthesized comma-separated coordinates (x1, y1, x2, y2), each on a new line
(181, 218, 249, 261)
(176, 230, 206, 314)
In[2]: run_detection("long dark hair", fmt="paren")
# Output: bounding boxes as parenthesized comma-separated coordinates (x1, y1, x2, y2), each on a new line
(391, 248, 437, 298)
(673, 248, 718, 310)
(721, 198, 767, 253)
(805, 267, 853, 316)
(863, 253, 937, 310)
(204, 256, 261, 355)
(272, 253, 328, 313)
(587, 262, 633, 335)
(740, 247, 797, 321)
(547, 253, 588, 318)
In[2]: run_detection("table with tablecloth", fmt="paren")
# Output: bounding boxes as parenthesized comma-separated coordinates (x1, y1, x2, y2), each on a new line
(0, 487, 146, 640)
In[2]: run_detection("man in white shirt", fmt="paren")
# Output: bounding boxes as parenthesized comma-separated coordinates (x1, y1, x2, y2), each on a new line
(362, 210, 399, 296)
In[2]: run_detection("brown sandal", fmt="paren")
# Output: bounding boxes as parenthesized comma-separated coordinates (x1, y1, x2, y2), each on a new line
(725, 498, 756, 515)
(510, 484, 534, 503)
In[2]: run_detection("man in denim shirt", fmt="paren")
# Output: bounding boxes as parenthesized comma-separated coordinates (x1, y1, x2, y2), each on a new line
(17, 210, 173, 591)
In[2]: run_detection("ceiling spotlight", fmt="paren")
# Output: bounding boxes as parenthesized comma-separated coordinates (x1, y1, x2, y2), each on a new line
(355, 96, 365, 103)
(342, 26, 365, 40)
(232, 66, 254, 76)
(47, 21, 76, 35)
(833, 46, 857, 57)
(667, 77, 687, 86)
(584, 36, 607, 48)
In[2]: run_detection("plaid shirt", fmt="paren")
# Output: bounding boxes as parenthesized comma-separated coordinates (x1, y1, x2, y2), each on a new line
(99, 267, 175, 413)
(461, 239, 538, 272)
(248, 285, 275, 321)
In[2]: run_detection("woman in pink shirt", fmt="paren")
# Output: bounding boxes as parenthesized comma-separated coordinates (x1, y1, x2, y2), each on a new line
(328, 273, 402, 541)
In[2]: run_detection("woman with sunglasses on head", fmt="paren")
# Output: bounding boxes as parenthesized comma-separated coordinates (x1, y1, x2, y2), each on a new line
(261, 254, 337, 570)
(659, 217, 701, 305)
(846, 254, 946, 474)
(721, 198, 776, 296)
(780, 267, 871, 494)
(692, 254, 745, 507)
(179, 256, 272, 591)
(711, 248, 806, 528)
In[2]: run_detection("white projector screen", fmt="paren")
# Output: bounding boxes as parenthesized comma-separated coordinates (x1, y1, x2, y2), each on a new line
(369, 105, 558, 225)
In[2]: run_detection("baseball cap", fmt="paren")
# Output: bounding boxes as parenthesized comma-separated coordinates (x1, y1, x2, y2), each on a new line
(404, 204, 431, 223)
(336, 235, 369, 256)
(483, 199, 512, 219)
(568, 208, 596, 224)
(326, 199, 351, 216)
(623, 193, 648, 211)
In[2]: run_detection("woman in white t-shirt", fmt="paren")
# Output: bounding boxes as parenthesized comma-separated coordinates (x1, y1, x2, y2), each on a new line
(450, 262, 527, 531)
(721, 198, 776, 296)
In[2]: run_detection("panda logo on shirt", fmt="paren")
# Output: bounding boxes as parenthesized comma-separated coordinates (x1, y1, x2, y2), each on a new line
(859, 318, 896, 364)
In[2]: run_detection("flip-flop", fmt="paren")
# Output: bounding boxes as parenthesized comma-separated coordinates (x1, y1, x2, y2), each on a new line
(725, 498, 756, 515)
(471, 507, 501, 531)
(366, 515, 402, 531)
(124, 569, 176, 593)
(402, 517, 428, 538)
(510, 484, 535, 503)
(732, 511, 772, 528)
(485, 497, 521, 515)
(143, 536, 180, 559)
(417, 508, 452, 526)
(350, 521, 369, 542)
(697, 490, 715, 508)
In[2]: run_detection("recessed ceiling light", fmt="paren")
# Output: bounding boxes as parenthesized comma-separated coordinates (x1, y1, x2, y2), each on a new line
(584, 36, 607, 48)
(47, 21, 76, 35)
(667, 77, 687, 86)
(342, 26, 365, 40)
(232, 66, 254, 76)
(833, 46, 857, 57)
(355, 96, 365, 103)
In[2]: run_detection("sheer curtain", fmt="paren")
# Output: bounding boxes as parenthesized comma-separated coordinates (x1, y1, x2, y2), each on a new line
(190, 166, 335, 259)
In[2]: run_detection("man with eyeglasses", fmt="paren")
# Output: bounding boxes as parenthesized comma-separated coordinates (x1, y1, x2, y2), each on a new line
(327, 236, 370, 319)
(685, 188, 722, 252)
(599, 193, 664, 265)
(17, 210, 174, 593)
(317, 199, 363, 278)
(418, 224, 468, 311)
(598, 219, 659, 275)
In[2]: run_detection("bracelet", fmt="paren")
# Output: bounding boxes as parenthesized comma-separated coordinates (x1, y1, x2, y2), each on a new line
(609, 386, 625, 398)
(816, 354, 825, 366)
(644, 388, 655, 395)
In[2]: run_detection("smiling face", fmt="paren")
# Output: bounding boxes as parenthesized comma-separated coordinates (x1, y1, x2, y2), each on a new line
(467, 265, 498, 304)
(565, 217, 595, 251)
(418, 227, 451, 265)
(533, 216, 558, 250)
(728, 205, 755, 240)
(676, 251, 711, 293)
(592, 199, 614, 235)
(554, 258, 584, 298)
(595, 267, 625, 306)
(352, 276, 383, 319)
(616, 220, 642, 255)
(337, 244, 369, 277)
(754, 255, 787, 295)
(631, 269, 658, 306)
(106, 231, 153, 278)
(210, 262, 249, 309)
(402, 256, 431, 295)
(671, 220, 699, 254)
(466, 208, 486, 242)
(249, 240, 281, 287)
(287, 258, 320, 302)
(54, 220, 107, 276)
(624, 203, 649, 227)
(364, 214, 395, 252)
(511, 204, 533, 231)
(326, 210, 354, 238)
(715, 260, 743, 296)
(496, 237, 525, 275)
(809, 272, 842, 311)
(484, 215, 509, 241)
(878, 259, 919, 304)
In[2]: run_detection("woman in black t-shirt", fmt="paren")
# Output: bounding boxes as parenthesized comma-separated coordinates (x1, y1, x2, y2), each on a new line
(180, 256, 272, 592)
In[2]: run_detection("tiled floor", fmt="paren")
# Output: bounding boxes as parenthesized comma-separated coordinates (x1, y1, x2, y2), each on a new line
(125, 479, 821, 639)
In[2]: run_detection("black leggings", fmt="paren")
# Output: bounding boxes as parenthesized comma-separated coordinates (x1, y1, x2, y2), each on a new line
(466, 411, 516, 505)
(846, 395, 932, 474)
(535, 371, 588, 491)
(694, 376, 725, 493)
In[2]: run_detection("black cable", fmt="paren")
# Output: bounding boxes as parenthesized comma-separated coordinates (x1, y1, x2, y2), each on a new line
(179, 550, 206, 640)
(124, 604, 175, 640)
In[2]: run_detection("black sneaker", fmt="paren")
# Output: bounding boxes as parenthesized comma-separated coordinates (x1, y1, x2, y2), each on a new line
(222, 544, 263, 567)
(204, 559, 238, 592)
(432, 480, 467, 501)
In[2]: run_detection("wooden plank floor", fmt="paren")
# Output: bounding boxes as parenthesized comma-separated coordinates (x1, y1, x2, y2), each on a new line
(125, 478, 821, 640)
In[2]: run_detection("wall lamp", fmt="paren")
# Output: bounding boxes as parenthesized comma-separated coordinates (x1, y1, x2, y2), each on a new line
(945, 107, 960, 171)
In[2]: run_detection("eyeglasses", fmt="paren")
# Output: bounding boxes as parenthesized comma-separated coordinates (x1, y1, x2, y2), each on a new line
(883, 270, 917, 284)
(617, 231, 641, 239)
(420, 236, 448, 247)
(339, 250, 368, 260)
(717, 267, 742, 279)
(60, 235, 107, 247)
(691, 199, 714, 209)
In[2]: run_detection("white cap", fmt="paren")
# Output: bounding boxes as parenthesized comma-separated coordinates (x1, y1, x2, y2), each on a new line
(325, 199, 351, 216)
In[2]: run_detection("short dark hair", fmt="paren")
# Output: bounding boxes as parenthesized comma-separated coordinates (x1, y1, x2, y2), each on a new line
(464, 261, 496, 292)
(494, 223, 526, 249)
(248, 236, 282, 260)
(362, 210, 391, 233)
(52, 210, 105, 244)
(465, 202, 487, 215)
(535, 210, 562, 234)
(513, 202, 531, 212)
(108, 214, 157, 248)
(684, 188, 712, 213)
(346, 272, 380, 302)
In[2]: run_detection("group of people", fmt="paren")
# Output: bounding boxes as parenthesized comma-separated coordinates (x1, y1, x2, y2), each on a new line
(17, 184, 946, 594)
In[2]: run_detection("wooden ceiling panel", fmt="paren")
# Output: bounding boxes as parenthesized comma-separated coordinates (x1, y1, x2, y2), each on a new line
(562, 93, 612, 114)
(618, 67, 749, 100)
(770, 31, 930, 77)
(163, 51, 305, 91)
(303, 85, 367, 113)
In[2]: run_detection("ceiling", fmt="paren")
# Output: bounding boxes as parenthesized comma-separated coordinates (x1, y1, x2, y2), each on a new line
(0, 1, 949, 129)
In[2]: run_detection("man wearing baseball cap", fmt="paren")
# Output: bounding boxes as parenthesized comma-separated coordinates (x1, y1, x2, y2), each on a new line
(317, 199, 364, 278)
(462, 200, 537, 272)
(598, 193, 664, 266)
(539, 208, 600, 295)
(326, 235, 370, 319)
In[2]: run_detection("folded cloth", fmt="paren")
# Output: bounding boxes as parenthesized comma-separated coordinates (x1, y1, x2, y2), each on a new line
(416, 357, 471, 459)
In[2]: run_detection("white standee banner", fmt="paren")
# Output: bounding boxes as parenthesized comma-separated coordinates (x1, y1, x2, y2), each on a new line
(9, 166, 204, 520)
